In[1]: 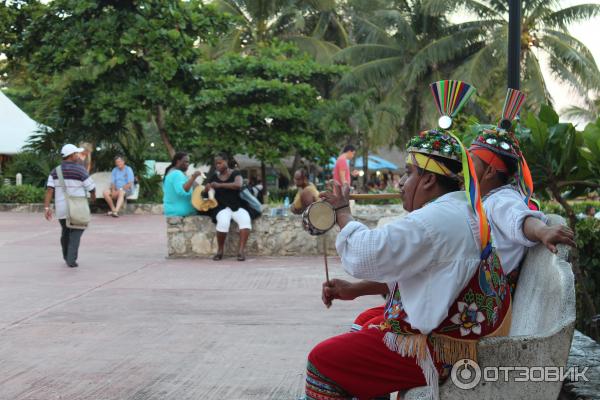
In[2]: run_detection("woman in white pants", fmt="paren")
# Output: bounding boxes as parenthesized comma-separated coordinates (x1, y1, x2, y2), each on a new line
(205, 154, 252, 261)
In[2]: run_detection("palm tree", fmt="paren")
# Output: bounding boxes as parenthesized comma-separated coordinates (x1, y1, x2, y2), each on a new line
(563, 96, 600, 124)
(428, 0, 600, 113)
(206, 0, 348, 62)
(334, 0, 488, 142)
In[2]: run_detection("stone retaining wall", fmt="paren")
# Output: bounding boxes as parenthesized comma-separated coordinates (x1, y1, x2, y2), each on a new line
(167, 204, 407, 257)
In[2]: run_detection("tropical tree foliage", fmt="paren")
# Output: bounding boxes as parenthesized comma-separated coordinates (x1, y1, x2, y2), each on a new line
(563, 96, 600, 124)
(4, 0, 232, 157)
(426, 0, 600, 114)
(208, 0, 348, 63)
(186, 42, 347, 185)
(518, 105, 600, 339)
(333, 0, 488, 143)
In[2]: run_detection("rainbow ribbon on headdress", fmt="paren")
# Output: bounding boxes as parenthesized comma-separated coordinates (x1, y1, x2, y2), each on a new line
(501, 88, 534, 207)
(429, 79, 490, 258)
(517, 147, 534, 207)
(448, 133, 492, 259)
(500, 88, 526, 125)
(430, 80, 477, 118)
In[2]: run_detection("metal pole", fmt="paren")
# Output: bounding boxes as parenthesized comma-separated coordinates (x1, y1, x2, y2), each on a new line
(508, 0, 521, 90)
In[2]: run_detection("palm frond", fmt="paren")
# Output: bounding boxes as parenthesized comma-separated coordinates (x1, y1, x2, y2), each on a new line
(422, 0, 501, 19)
(487, 0, 508, 14)
(405, 26, 486, 84)
(452, 43, 499, 92)
(522, 50, 552, 109)
(562, 104, 598, 123)
(540, 33, 600, 90)
(335, 44, 403, 67)
(284, 35, 340, 64)
(211, 0, 249, 21)
(543, 4, 600, 29)
(523, 0, 553, 25)
(334, 57, 404, 94)
(371, 9, 417, 44)
(371, 105, 401, 146)
(303, 0, 336, 12)
(351, 15, 395, 46)
(541, 29, 597, 65)
(548, 59, 587, 97)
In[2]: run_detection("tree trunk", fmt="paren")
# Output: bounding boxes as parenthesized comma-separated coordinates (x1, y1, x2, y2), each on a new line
(290, 152, 301, 178)
(154, 105, 175, 159)
(362, 136, 369, 192)
(550, 184, 599, 339)
(261, 161, 267, 203)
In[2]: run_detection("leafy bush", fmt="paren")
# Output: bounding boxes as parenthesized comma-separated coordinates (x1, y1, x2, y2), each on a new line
(540, 201, 600, 217)
(575, 217, 600, 336)
(138, 174, 164, 204)
(268, 189, 298, 204)
(4, 151, 60, 187)
(0, 185, 45, 203)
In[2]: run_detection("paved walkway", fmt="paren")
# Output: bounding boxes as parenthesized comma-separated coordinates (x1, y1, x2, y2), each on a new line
(0, 212, 381, 400)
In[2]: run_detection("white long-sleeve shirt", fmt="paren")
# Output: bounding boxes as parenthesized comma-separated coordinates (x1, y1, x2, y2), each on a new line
(483, 185, 548, 274)
(335, 191, 482, 334)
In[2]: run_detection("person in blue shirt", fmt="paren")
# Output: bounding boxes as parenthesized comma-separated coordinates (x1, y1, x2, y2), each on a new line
(163, 152, 201, 217)
(103, 155, 135, 217)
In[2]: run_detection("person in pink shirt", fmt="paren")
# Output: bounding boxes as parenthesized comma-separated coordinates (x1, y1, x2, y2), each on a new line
(333, 145, 359, 186)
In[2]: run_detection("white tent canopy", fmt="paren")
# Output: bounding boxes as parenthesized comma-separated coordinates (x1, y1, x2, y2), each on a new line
(0, 91, 41, 155)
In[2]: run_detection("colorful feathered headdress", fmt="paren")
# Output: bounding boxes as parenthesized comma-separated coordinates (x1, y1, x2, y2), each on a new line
(405, 80, 491, 259)
(469, 88, 534, 206)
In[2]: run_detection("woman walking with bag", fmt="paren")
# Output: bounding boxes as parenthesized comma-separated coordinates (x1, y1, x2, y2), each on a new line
(205, 154, 253, 261)
(44, 144, 96, 268)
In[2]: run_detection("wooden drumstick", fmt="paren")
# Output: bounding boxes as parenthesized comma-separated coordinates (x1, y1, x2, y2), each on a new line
(323, 235, 330, 284)
(349, 193, 401, 200)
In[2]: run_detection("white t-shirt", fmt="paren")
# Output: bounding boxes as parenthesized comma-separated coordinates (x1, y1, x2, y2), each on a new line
(47, 161, 96, 219)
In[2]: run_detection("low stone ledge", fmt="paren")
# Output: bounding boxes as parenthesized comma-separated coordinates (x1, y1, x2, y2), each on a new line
(166, 214, 339, 257)
(166, 204, 407, 257)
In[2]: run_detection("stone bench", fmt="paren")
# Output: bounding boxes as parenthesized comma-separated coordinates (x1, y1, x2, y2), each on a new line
(166, 205, 407, 257)
(404, 214, 575, 400)
(89, 172, 139, 201)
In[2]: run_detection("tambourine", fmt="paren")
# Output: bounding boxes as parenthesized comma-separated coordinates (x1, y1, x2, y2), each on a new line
(302, 201, 336, 236)
(301, 193, 401, 236)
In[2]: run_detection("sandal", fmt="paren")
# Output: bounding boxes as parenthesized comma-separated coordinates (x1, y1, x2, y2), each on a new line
(212, 253, 223, 261)
(106, 211, 114, 216)
(111, 212, 119, 218)
(237, 253, 246, 262)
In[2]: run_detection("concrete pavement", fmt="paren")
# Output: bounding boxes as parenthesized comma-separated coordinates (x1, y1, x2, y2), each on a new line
(0, 212, 381, 400)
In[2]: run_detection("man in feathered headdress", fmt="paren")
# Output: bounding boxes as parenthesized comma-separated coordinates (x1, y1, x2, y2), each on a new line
(304, 81, 511, 400)
(468, 89, 575, 294)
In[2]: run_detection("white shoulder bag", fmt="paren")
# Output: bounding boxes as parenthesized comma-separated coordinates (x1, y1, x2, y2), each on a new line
(56, 166, 91, 229)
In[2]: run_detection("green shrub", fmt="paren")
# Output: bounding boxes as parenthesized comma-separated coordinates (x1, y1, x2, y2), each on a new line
(268, 188, 298, 204)
(539, 200, 600, 217)
(4, 151, 60, 188)
(575, 217, 600, 336)
(0, 185, 45, 203)
(138, 174, 163, 203)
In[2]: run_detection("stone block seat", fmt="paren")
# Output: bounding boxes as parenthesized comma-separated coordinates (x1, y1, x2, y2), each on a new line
(89, 172, 139, 201)
(166, 205, 407, 257)
(404, 215, 576, 400)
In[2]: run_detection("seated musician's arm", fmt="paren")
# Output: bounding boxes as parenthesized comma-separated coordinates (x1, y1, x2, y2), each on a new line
(335, 215, 436, 283)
